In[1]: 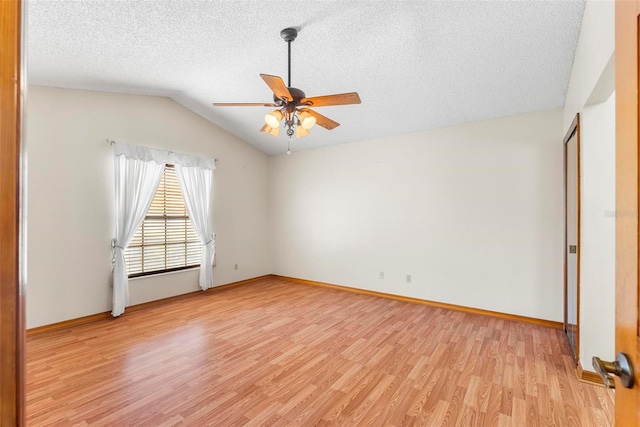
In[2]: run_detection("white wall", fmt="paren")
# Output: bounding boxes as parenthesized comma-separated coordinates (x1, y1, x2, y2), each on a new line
(563, 0, 614, 129)
(562, 0, 616, 369)
(580, 93, 616, 364)
(26, 86, 270, 328)
(270, 110, 564, 321)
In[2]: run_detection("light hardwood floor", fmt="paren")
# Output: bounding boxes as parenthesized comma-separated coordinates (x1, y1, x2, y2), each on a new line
(26, 276, 613, 426)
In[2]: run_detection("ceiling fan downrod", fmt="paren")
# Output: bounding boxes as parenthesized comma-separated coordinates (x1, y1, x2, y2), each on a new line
(280, 28, 298, 88)
(288, 39, 291, 87)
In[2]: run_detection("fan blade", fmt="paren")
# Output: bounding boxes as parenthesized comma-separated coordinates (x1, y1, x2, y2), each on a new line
(213, 102, 277, 107)
(302, 108, 340, 130)
(301, 92, 361, 107)
(260, 74, 293, 102)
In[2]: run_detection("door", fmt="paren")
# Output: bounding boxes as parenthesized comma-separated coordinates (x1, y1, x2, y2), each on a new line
(565, 116, 580, 363)
(608, 0, 640, 424)
(0, 0, 25, 425)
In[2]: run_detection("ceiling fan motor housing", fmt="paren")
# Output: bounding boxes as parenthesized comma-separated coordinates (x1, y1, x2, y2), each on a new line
(274, 87, 306, 106)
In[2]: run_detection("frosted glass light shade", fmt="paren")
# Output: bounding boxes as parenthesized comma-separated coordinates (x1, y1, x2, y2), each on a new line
(296, 126, 310, 138)
(260, 124, 279, 137)
(264, 110, 283, 128)
(299, 111, 316, 129)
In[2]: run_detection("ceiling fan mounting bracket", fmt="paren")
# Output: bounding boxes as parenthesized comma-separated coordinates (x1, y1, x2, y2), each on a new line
(280, 28, 298, 43)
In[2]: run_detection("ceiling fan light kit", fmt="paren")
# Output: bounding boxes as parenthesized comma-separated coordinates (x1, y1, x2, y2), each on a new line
(213, 27, 361, 154)
(265, 109, 283, 128)
(298, 110, 316, 129)
(260, 123, 279, 137)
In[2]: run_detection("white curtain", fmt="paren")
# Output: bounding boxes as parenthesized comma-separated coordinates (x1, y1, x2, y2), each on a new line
(112, 142, 167, 316)
(174, 156, 216, 290)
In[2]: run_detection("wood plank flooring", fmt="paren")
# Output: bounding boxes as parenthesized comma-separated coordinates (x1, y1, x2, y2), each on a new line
(26, 276, 613, 426)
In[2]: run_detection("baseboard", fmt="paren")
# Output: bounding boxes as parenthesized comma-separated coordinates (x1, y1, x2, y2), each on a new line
(272, 275, 564, 330)
(26, 311, 113, 336)
(28, 274, 563, 335)
(577, 363, 606, 387)
(26, 275, 270, 336)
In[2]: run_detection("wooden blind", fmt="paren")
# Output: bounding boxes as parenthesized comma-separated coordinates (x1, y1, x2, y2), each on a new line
(125, 165, 202, 277)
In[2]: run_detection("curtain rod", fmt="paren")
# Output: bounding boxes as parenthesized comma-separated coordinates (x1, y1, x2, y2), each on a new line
(106, 138, 218, 162)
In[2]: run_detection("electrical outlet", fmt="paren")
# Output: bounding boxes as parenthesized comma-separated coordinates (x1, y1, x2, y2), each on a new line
(234, 263, 238, 270)
(406, 274, 412, 283)
(379, 271, 384, 279)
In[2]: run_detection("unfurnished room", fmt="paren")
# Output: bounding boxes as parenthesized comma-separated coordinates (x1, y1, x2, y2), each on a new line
(5, 0, 640, 425)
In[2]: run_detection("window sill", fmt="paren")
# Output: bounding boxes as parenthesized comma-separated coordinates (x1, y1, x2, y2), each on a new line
(128, 266, 200, 281)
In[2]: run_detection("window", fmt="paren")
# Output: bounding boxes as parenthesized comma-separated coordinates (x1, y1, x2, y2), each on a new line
(125, 164, 202, 277)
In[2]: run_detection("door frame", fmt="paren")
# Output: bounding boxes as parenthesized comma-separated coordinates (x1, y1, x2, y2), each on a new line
(0, 0, 25, 425)
(563, 113, 581, 364)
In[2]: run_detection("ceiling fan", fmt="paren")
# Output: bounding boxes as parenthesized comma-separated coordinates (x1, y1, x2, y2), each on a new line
(213, 27, 361, 152)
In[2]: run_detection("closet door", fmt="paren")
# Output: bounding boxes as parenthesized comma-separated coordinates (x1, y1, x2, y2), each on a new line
(564, 115, 580, 362)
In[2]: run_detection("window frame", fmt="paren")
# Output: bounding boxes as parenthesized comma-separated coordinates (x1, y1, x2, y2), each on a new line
(125, 164, 202, 278)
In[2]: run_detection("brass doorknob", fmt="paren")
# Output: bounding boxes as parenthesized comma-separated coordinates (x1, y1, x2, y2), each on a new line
(592, 353, 635, 389)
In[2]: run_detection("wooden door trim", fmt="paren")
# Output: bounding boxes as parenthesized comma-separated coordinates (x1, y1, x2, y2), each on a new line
(614, 0, 640, 424)
(563, 113, 581, 364)
(0, 0, 24, 425)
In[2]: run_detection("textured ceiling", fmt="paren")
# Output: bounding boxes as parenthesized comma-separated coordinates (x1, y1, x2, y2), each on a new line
(27, 1, 584, 155)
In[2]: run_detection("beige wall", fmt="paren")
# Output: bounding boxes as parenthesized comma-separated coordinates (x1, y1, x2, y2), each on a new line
(562, 0, 616, 368)
(270, 110, 564, 321)
(26, 86, 270, 328)
(563, 0, 614, 130)
(580, 93, 616, 364)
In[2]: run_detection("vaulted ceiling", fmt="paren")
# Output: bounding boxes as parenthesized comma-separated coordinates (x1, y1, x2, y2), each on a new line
(28, 1, 584, 155)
